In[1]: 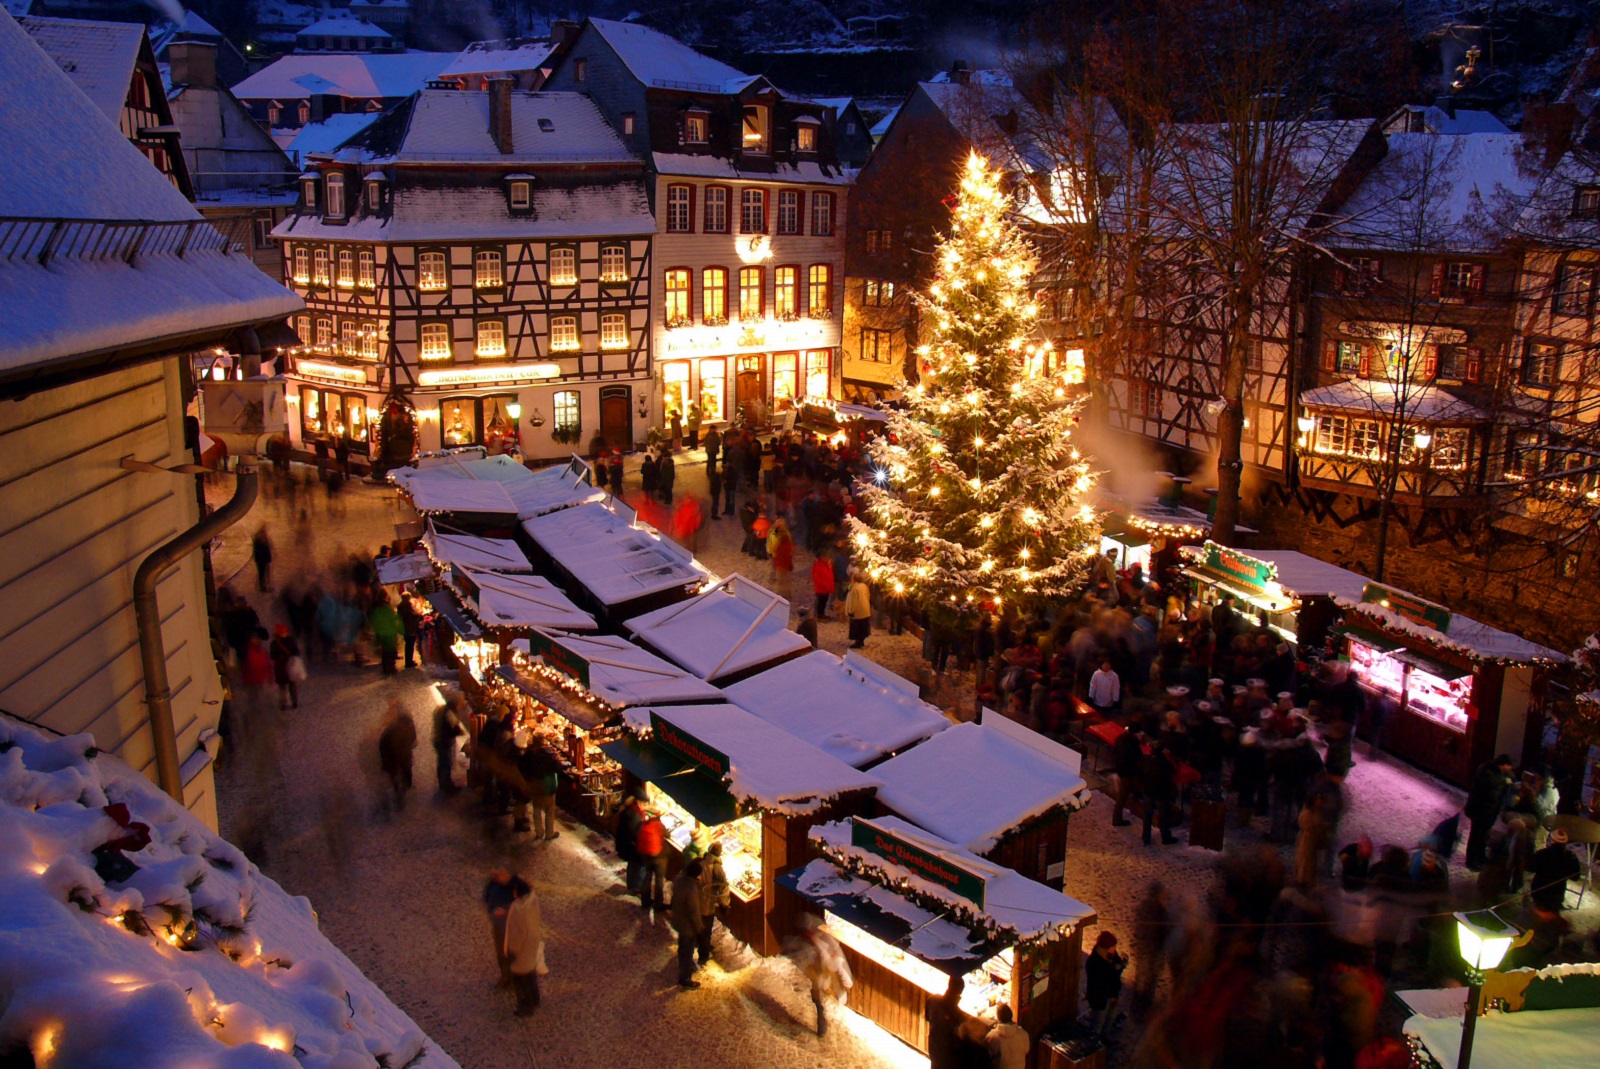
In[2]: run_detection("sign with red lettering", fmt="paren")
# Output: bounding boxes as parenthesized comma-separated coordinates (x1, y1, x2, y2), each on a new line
(851, 817, 986, 909)
(651, 712, 728, 780)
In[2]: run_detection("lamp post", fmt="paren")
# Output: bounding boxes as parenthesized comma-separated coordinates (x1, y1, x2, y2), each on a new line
(1455, 910, 1517, 1069)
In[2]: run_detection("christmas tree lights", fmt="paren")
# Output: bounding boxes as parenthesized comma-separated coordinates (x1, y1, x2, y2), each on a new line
(848, 153, 1099, 622)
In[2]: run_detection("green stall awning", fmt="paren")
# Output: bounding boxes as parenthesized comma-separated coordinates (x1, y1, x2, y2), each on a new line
(598, 737, 742, 827)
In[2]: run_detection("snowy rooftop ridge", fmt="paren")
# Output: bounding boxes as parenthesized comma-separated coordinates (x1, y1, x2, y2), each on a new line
(0, 716, 459, 1068)
(18, 14, 145, 123)
(231, 51, 456, 102)
(438, 37, 555, 79)
(585, 17, 748, 92)
(1299, 379, 1490, 423)
(1333, 594, 1567, 665)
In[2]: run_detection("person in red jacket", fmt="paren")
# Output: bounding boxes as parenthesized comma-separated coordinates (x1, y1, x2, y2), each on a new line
(636, 807, 669, 916)
(769, 519, 794, 599)
(811, 551, 836, 620)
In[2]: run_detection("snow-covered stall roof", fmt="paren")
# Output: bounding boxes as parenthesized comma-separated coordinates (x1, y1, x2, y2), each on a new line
(1408, 1003, 1600, 1069)
(724, 649, 948, 767)
(503, 467, 607, 520)
(0, 14, 303, 380)
(510, 630, 724, 708)
(0, 718, 458, 1069)
(420, 526, 532, 573)
(1093, 489, 1217, 538)
(585, 17, 747, 90)
(1232, 548, 1371, 602)
(454, 568, 596, 633)
(374, 550, 434, 585)
(1299, 379, 1489, 423)
(439, 37, 555, 79)
(808, 815, 1096, 944)
(523, 502, 708, 608)
(1333, 593, 1568, 664)
(619, 703, 880, 816)
(231, 52, 455, 102)
(390, 450, 531, 488)
(18, 15, 145, 122)
(870, 714, 1089, 854)
(624, 575, 812, 684)
(400, 476, 520, 516)
(393, 454, 603, 520)
(787, 857, 993, 967)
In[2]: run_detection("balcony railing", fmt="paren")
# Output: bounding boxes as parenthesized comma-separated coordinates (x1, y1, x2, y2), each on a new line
(0, 216, 230, 266)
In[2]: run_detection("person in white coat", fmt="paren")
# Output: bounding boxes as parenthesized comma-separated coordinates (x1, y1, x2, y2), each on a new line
(503, 883, 545, 1017)
(1088, 660, 1121, 712)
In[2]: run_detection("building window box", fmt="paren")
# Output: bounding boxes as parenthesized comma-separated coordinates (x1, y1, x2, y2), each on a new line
(418, 251, 448, 292)
(600, 244, 629, 284)
(666, 315, 694, 330)
(702, 315, 729, 328)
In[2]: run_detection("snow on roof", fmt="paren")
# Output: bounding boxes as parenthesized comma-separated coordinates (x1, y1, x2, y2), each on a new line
(1385, 104, 1510, 136)
(513, 630, 725, 707)
(869, 715, 1088, 854)
(18, 14, 144, 122)
(0, 717, 459, 1068)
(869, 104, 899, 139)
(624, 575, 812, 683)
(724, 649, 948, 767)
(390, 451, 530, 487)
(454, 567, 596, 632)
(1406, 1003, 1600, 1069)
(621, 703, 880, 815)
(419, 527, 532, 573)
(790, 856, 989, 963)
(586, 17, 747, 91)
(275, 180, 655, 242)
(393, 89, 635, 163)
(1334, 594, 1568, 664)
(297, 15, 391, 39)
(231, 51, 454, 101)
(390, 453, 604, 520)
(1329, 132, 1538, 252)
(652, 152, 851, 185)
(523, 502, 708, 607)
(1299, 379, 1489, 423)
(1241, 549, 1371, 601)
(283, 112, 381, 164)
(503, 469, 607, 520)
(439, 37, 555, 79)
(809, 815, 1096, 942)
(400, 475, 520, 515)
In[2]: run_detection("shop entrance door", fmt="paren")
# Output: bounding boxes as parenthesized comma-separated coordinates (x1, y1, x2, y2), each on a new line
(736, 354, 764, 422)
(599, 386, 632, 451)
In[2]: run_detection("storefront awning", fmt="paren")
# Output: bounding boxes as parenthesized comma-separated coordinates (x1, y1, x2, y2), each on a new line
(1343, 627, 1401, 653)
(425, 589, 481, 639)
(597, 736, 743, 826)
(1393, 649, 1472, 682)
(494, 665, 608, 732)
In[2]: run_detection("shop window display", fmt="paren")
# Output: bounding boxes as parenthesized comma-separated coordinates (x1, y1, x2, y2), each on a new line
(647, 784, 762, 902)
(824, 916, 1013, 1018)
(441, 398, 478, 447)
(773, 352, 798, 408)
(803, 350, 829, 399)
(662, 362, 690, 426)
(699, 359, 726, 423)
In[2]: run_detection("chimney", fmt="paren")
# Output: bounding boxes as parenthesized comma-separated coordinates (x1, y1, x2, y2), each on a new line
(1434, 94, 1457, 120)
(488, 76, 514, 155)
(951, 60, 972, 86)
(549, 20, 580, 48)
(169, 41, 217, 88)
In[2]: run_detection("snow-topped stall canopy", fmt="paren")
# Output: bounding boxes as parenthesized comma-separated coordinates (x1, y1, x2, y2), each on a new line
(522, 499, 708, 620)
(725, 649, 948, 768)
(507, 629, 724, 716)
(869, 712, 1088, 857)
(1334, 582, 1567, 665)
(397, 474, 520, 519)
(1405, 963, 1600, 1069)
(393, 453, 604, 524)
(602, 703, 879, 824)
(451, 567, 596, 634)
(0, 718, 458, 1069)
(420, 523, 532, 573)
(1178, 541, 1372, 649)
(624, 574, 811, 685)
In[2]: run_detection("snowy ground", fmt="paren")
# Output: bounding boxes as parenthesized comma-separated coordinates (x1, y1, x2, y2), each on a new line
(208, 453, 1597, 1068)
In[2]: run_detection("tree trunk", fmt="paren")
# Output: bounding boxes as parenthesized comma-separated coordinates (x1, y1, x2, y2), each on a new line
(1211, 289, 1254, 545)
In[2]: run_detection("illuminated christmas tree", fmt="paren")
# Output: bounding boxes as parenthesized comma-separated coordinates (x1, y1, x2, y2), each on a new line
(848, 153, 1100, 623)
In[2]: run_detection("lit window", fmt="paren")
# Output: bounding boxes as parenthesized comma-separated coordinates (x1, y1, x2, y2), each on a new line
(773, 352, 798, 405)
(337, 249, 354, 287)
(704, 186, 728, 233)
(860, 328, 891, 363)
(420, 322, 450, 360)
(341, 320, 358, 355)
(476, 320, 507, 358)
(550, 316, 579, 351)
(475, 249, 504, 288)
(702, 267, 728, 323)
(811, 192, 834, 236)
(600, 245, 627, 282)
(1522, 340, 1561, 387)
(361, 320, 379, 360)
(777, 190, 800, 235)
(549, 247, 577, 287)
(316, 317, 332, 349)
(554, 390, 580, 435)
(1349, 419, 1383, 457)
(774, 266, 797, 318)
(268, 104, 281, 125)
(864, 279, 895, 306)
(1439, 261, 1484, 299)
(664, 269, 691, 324)
(803, 349, 829, 398)
(1432, 428, 1468, 472)
(866, 228, 890, 253)
(622, 113, 635, 135)
(739, 267, 763, 320)
(297, 101, 310, 125)
(326, 173, 345, 217)
(418, 251, 447, 291)
(1062, 348, 1086, 385)
(796, 124, 817, 152)
(1314, 414, 1347, 454)
(292, 247, 309, 284)
(741, 189, 766, 234)
(667, 185, 692, 232)
(699, 359, 726, 422)
(313, 247, 329, 285)
(1554, 264, 1594, 317)
(358, 250, 375, 288)
(807, 264, 832, 317)
(685, 112, 708, 144)
(601, 312, 629, 350)
(509, 181, 531, 210)
(296, 315, 311, 344)
(741, 105, 769, 153)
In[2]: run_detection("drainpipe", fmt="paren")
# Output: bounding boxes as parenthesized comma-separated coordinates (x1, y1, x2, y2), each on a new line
(135, 457, 259, 803)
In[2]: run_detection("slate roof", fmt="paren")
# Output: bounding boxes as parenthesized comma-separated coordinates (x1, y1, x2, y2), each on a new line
(390, 89, 637, 164)
(231, 51, 454, 102)
(18, 14, 144, 122)
(438, 37, 555, 79)
(586, 17, 747, 91)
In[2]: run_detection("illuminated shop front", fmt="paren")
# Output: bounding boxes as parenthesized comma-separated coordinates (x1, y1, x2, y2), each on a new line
(298, 384, 374, 453)
(1179, 541, 1371, 650)
(658, 317, 837, 426)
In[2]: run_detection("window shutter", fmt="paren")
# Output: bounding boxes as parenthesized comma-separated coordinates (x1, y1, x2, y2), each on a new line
(1468, 265, 1485, 295)
(688, 185, 697, 234)
(1422, 345, 1438, 380)
(1357, 346, 1372, 378)
(1321, 340, 1337, 372)
(1429, 262, 1444, 298)
(1464, 347, 1483, 384)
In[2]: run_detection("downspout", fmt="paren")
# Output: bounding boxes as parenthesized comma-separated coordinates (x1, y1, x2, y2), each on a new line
(135, 456, 259, 804)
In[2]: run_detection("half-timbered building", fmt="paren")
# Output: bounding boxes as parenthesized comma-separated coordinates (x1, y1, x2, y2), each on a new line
(543, 18, 849, 428)
(274, 82, 655, 466)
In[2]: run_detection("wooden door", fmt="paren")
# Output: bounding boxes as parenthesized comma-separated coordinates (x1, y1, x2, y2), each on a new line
(599, 388, 631, 451)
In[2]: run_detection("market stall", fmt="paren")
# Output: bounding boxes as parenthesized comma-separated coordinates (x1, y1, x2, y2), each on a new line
(466, 629, 725, 829)
(724, 648, 949, 768)
(452, 568, 597, 635)
(867, 711, 1089, 887)
(1405, 963, 1600, 1069)
(521, 499, 709, 623)
(420, 524, 535, 574)
(624, 575, 811, 686)
(600, 702, 880, 955)
(782, 815, 1095, 1058)
(1335, 582, 1567, 787)
(374, 551, 435, 586)
(1180, 540, 1371, 650)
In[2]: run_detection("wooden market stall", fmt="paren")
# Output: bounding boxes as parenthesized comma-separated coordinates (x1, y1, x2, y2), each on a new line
(1179, 540, 1371, 651)
(391, 451, 604, 521)
(624, 574, 812, 687)
(781, 815, 1096, 1058)
(724, 648, 949, 768)
(867, 711, 1090, 888)
(420, 523, 536, 574)
(600, 702, 880, 956)
(521, 499, 709, 624)
(1336, 582, 1567, 787)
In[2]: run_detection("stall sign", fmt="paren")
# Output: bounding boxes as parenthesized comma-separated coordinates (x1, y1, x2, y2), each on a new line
(526, 629, 590, 689)
(651, 712, 728, 780)
(851, 818, 987, 910)
(1200, 542, 1276, 594)
(1361, 582, 1452, 633)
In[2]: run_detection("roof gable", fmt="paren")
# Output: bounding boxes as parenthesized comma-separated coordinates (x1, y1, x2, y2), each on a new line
(585, 17, 747, 92)
(19, 14, 145, 121)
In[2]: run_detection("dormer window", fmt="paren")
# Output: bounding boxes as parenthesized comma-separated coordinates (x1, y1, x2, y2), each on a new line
(297, 101, 310, 124)
(685, 111, 709, 145)
(1575, 185, 1600, 219)
(795, 118, 819, 153)
(325, 173, 346, 218)
(742, 105, 769, 154)
(508, 179, 531, 212)
(365, 175, 383, 210)
(301, 176, 318, 210)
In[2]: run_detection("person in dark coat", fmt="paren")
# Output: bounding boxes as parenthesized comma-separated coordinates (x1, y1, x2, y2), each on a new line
(377, 702, 417, 811)
(723, 432, 743, 515)
(606, 451, 624, 498)
(397, 591, 422, 669)
(1465, 754, 1514, 870)
(738, 497, 760, 555)
(431, 696, 464, 794)
(1141, 742, 1178, 846)
(657, 448, 676, 504)
(614, 788, 646, 895)
(1528, 828, 1582, 912)
(1085, 931, 1128, 1039)
(251, 527, 273, 591)
(268, 624, 301, 710)
(671, 859, 705, 988)
(925, 974, 965, 1069)
(640, 452, 659, 498)
(1112, 727, 1144, 827)
(707, 453, 723, 519)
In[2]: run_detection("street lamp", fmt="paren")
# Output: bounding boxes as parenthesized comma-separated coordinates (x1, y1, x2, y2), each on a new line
(1414, 429, 1433, 451)
(1296, 415, 1315, 435)
(1455, 910, 1519, 1069)
(506, 401, 522, 421)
